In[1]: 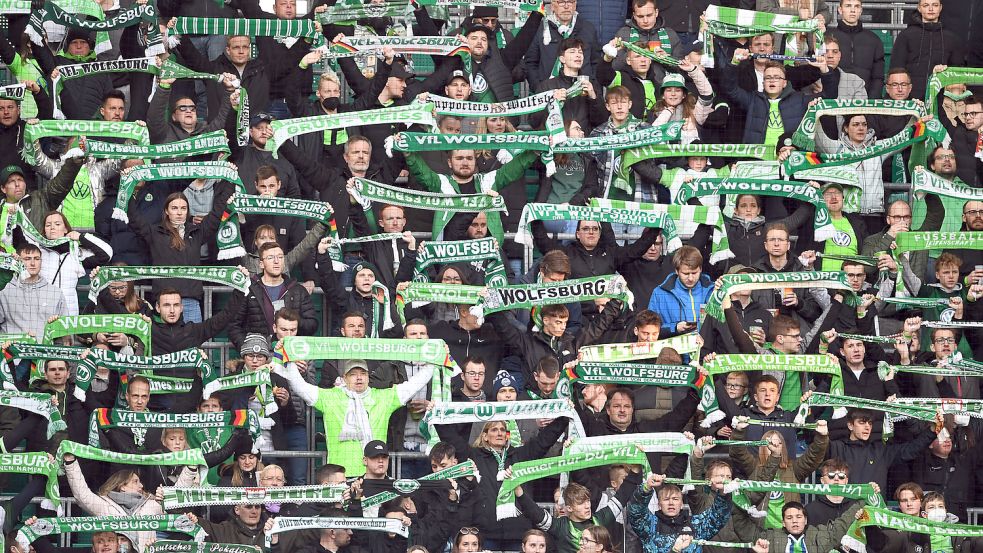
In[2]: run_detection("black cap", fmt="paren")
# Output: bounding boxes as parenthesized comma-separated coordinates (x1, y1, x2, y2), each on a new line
(676, 41, 704, 58)
(65, 28, 95, 48)
(364, 440, 389, 457)
(0, 164, 25, 184)
(351, 260, 379, 278)
(446, 69, 468, 86)
(463, 23, 495, 41)
(389, 62, 414, 81)
(471, 6, 499, 19)
(249, 112, 274, 127)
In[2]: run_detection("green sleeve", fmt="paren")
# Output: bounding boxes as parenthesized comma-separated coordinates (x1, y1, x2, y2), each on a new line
(405, 151, 443, 192)
(661, 167, 679, 186)
(492, 150, 538, 191)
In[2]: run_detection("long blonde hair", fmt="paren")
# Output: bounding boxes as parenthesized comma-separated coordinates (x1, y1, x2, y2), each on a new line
(230, 455, 264, 486)
(757, 430, 789, 470)
(472, 421, 508, 448)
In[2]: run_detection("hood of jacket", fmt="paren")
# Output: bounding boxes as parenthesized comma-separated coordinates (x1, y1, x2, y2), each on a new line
(656, 272, 712, 294)
(627, 16, 671, 37)
(908, 12, 944, 32)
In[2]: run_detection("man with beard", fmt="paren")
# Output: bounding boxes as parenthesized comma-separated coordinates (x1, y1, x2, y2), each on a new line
(231, 114, 301, 198)
(0, 81, 50, 185)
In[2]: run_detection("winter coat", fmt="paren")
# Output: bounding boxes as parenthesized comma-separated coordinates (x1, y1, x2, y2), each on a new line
(890, 13, 964, 100)
(228, 277, 319, 348)
(174, 36, 270, 127)
(804, 495, 857, 527)
(729, 427, 828, 507)
(576, 0, 628, 44)
(827, 427, 938, 490)
(628, 483, 730, 553)
(13, 157, 83, 232)
(524, 16, 602, 85)
(150, 290, 246, 359)
(699, 297, 773, 359)
(198, 516, 268, 546)
(427, 319, 503, 394)
(147, 86, 232, 145)
(612, 18, 681, 72)
(720, 202, 813, 270)
(720, 63, 815, 144)
(732, 502, 863, 553)
(647, 272, 713, 337)
(531, 75, 609, 131)
(434, 416, 569, 541)
(828, 21, 886, 97)
(938, 108, 983, 187)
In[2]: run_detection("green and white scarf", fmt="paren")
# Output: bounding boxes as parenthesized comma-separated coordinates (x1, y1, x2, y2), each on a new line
(700, 5, 822, 68)
(86, 130, 230, 160)
(579, 334, 702, 362)
(350, 177, 507, 241)
(0, 452, 59, 507)
(705, 353, 845, 395)
(173, 17, 325, 48)
(0, 84, 27, 101)
(162, 484, 348, 509)
(497, 445, 649, 518)
(265, 517, 407, 547)
(705, 271, 852, 322)
(783, 120, 947, 175)
(217, 194, 335, 259)
(267, 102, 436, 156)
(843, 506, 983, 553)
(420, 399, 586, 443)
(791, 99, 925, 151)
(28, 0, 163, 57)
(89, 265, 249, 303)
(148, 542, 261, 553)
(11, 210, 80, 263)
(817, 252, 878, 267)
(838, 332, 905, 345)
(795, 392, 937, 423)
(565, 432, 692, 457)
(895, 231, 983, 261)
(879, 296, 951, 309)
(22, 120, 149, 165)
(17, 515, 205, 550)
(361, 459, 480, 508)
(202, 368, 276, 415)
(390, 132, 551, 154)
(876, 361, 983, 382)
(470, 274, 630, 319)
(723, 479, 883, 506)
(911, 169, 983, 243)
(57, 57, 158, 81)
(129, 373, 195, 395)
(395, 283, 483, 324)
(427, 84, 580, 118)
(81, 347, 215, 385)
(326, 233, 404, 271)
(566, 363, 702, 387)
(0, 391, 67, 438)
(0, 254, 25, 291)
(273, 336, 460, 369)
(514, 203, 681, 251)
(591, 199, 732, 264)
(42, 314, 151, 351)
(553, 122, 683, 155)
(59, 439, 208, 471)
(0, 0, 31, 13)
(925, 67, 983, 114)
(328, 35, 469, 63)
(88, 408, 259, 447)
(116, 161, 244, 222)
(412, 237, 508, 286)
(620, 143, 769, 182)
(621, 40, 680, 68)
(678, 177, 836, 241)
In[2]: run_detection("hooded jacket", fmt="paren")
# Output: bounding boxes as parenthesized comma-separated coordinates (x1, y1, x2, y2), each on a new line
(647, 272, 714, 337)
(719, 61, 816, 145)
(828, 425, 938, 490)
(227, 276, 319, 349)
(147, 86, 232, 145)
(890, 12, 964, 100)
(628, 483, 730, 553)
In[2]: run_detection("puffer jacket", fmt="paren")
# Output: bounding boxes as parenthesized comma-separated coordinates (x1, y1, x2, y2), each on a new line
(828, 21, 886, 97)
(720, 200, 813, 271)
(889, 12, 964, 100)
(577, 0, 628, 43)
(647, 272, 714, 337)
(720, 63, 815, 144)
(65, 460, 197, 550)
(227, 277, 319, 349)
(147, 86, 232, 145)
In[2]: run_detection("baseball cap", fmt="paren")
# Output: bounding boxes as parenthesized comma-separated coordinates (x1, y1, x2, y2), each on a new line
(0, 165, 25, 185)
(340, 359, 369, 374)
(661, 73, 686, 90)
(249, 112, 274, 127)
(364, 440, 389, 457)
(446, 70, 468, 86)
(822, 182, 844, 192)
(389, 62, 415, 81)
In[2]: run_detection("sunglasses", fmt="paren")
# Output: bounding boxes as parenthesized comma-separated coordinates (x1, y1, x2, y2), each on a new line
(175, 105, 197, 112)
(825, 471, 847, 479)
(459, 527, 479, 535)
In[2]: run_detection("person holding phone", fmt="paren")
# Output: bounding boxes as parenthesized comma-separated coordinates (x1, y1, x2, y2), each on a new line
(648, 245, 714, 339)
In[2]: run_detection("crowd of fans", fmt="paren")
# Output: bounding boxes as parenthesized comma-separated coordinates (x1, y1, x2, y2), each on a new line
(0, 0, 982, 553)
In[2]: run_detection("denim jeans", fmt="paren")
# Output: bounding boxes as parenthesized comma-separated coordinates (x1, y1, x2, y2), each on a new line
(181, 298, 202, 324)
(280, 425, 309, 485)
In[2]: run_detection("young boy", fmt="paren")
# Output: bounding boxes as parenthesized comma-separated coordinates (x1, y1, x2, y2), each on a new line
(647, 246, 713, 336)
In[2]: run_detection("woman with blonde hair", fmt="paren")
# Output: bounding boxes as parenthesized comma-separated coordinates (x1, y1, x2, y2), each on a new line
(436, 416, 570, 550)
(728, 418, 829, 528)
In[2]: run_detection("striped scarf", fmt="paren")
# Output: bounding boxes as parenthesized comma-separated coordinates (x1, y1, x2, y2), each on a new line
(172, 17, 325, 48)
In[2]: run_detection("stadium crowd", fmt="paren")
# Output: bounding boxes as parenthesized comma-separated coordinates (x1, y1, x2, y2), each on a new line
(0, 0, 982, 553)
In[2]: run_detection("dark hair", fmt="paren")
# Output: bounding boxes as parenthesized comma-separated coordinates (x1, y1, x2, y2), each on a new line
(846, 408, 875, 422)
(764, 222, 789, 238)
(605, 85, 632, 103)
(275, 308, 300, 324)
(340, 311, 366, 325)
(535, 356, 560, 377)
(522, 529, 548, 546)
(754, 375, 781, 392)
(634, 310, 663, 330)
(608, 387, 635, 407)
(824, 34, 840, 47)
(895, 482, 924, 501)
(633, 0, 656, 9)
(255, 165, 280, 184)
(928, 145, 955, 167)
(161, 192, 190, 251)
(429, 441, 457, 465)
(199, 394, 227, 409)
(964, 95, 982, 107)
(404, 317, 428, 330)
(770, 315, 800, 340)
(315, 463, 346, 484)
(782, 501, 806, 517)
(16, 243, 41, 256)
(540, 304, 569, 319)
(463, 356, 487, 369)
(157, 287, 183, 301)
(819, 458, 849, 476)
(886, 67, 911, 80)
(258, 241, 283, 259)
(558, 37, 585, 54)
(102, 89, 126, 105)
(127, 375, 151, 392)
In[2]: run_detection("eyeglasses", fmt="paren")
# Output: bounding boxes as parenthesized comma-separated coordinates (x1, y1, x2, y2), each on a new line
(888, 213, 912, 220)
(763, 76, 786, 82)
(579, 226, 601, 233)
(464, 371, 485, 377)
(825, 471, 848, 480)
(263, 254, 285, 261)
(108, 284, 128, 293)
(765, 237, 789, 243)
(175, 104, 197, 112)
(964, 209, 983, 217)
(725, 383, 747, 390)
(459, 527, 479, 536)
(964, 111, 983, 117)
(936, 154, 956, 160)
(934, 337, 957, 344)
(886, 82, 912, 88)
(781, 333, 803, 340)
(475, 17, 497, 24)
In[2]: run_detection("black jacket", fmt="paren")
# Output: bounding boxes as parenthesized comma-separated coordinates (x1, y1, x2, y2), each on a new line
(175, 36, 271, 127)
(828, 21, 886, 98)
(228, 276, 319, 349)
(827, 426, 938, 490)
(699, 296, 773, 360)
(524, 17, 602, 85)
(427, 319, 503, 394)
(889, 13, 964, 100)
(530, 75, 609, 132)
(803, 496, 858, 528)
(151, 290, 246, 357)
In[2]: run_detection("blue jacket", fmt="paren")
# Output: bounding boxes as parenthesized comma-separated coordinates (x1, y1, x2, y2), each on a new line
(647, 272, 713, 336)
(576, 0, 628, 44)
(628, 484, 731, 553)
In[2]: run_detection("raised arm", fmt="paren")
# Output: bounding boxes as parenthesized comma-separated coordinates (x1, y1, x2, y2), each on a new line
(395, 363, 435, 403)
(275, 360, 319, 406)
